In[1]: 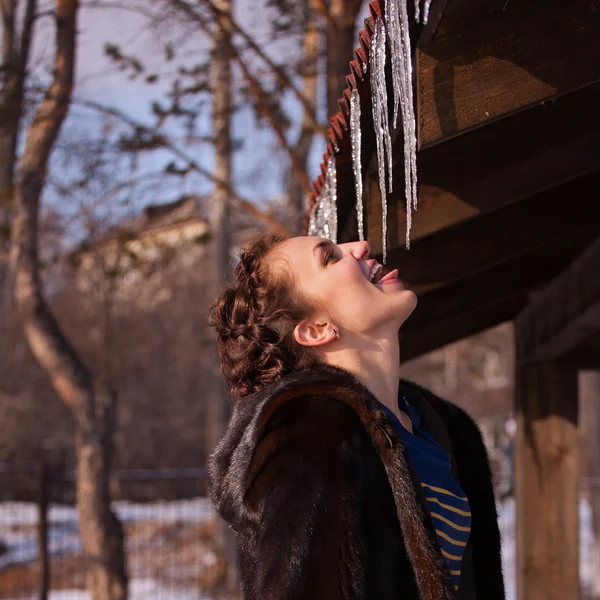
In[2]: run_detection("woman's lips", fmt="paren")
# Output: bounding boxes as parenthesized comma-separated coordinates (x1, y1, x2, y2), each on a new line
(376, 269, 402, 285)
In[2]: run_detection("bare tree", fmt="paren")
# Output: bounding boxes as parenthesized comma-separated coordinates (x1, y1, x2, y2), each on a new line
(7, 0, 127, 598)
(205, 0, 240, 592)
(325, 0, 365, 116)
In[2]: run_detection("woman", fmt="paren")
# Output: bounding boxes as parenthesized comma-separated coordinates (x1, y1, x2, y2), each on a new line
(208, 233, 504, 600)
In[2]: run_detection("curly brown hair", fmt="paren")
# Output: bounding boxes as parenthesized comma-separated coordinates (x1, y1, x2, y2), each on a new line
(208, 232, 318, 398)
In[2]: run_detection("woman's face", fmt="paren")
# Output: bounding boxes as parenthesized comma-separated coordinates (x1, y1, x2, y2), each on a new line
(272, 236, 417, 337)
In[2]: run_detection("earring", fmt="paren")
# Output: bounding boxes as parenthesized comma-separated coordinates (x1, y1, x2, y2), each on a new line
(330, 326, 340, 339)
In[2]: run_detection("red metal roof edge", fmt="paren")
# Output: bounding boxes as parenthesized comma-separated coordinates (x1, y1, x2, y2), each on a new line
(304, 0, 384, 233)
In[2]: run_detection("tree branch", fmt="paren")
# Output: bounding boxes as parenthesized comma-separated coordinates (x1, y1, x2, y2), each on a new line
(195, 0, 326, 137)
(73, 97, 290, 235)
(1, 0, 16, 68)
(169, 0, 312, 195)
(19, 0, 38, 75)
(11, 0, 94, 413)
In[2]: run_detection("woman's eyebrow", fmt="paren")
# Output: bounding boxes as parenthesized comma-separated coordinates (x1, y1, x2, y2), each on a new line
(312, 239, 331, 256)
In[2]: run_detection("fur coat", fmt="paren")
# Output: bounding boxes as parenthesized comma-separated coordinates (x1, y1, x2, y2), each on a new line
(208, 364, 505, 600)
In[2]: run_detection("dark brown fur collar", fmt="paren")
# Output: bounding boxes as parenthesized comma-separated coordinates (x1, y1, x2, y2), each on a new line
(209, 364, 454, 600)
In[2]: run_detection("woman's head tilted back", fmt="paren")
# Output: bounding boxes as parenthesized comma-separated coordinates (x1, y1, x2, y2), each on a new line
(209, 233, 418, 398)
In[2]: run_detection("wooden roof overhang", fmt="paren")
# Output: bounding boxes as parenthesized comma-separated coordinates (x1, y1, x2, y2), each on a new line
(306, 0, 600, 361)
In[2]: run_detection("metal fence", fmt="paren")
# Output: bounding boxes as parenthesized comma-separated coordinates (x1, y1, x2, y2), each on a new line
(1, 463, 599, 600)
(0, 463, 218, 600)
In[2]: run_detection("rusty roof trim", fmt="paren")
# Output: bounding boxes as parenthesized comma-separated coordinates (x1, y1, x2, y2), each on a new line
(304, 0, 384, 233)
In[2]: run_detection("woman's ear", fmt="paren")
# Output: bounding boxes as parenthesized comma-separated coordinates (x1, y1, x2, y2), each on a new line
(294, 318, 335, 347)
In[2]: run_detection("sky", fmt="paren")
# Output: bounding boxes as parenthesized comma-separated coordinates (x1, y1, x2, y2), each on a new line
(21, 0, 371, 237)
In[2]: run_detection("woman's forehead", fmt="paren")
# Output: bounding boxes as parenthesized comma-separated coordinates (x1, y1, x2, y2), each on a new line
(277, 236, 320, 261)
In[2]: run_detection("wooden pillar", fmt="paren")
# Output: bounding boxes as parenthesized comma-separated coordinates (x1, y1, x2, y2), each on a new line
(515, 359, 579, 600)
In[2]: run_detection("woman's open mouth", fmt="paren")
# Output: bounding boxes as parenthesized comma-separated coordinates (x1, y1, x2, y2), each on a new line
(367, 262, 402, 287)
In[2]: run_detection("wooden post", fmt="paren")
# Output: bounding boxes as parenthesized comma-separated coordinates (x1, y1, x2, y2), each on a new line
(38, 462, 50, 600)
(580, 371, 600, 598)
(515, 359, 579, 600)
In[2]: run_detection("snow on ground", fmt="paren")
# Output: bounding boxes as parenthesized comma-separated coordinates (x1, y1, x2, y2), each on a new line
(0, 498, 213, 569)
(48, 578, 212, 599)
(1, 496, 597, 599)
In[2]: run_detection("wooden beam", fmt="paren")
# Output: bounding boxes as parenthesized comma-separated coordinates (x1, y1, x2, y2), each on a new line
(386, 170, 600, 288)
(401, 293, 523, 362)
(418, 0, 600, 147)
(514, 358, 579, 600)
(516, 234, 600, 363)
(566, 330, 600, 370)
(393, 82, 600, 245)
(433, 0, 540, 39)
(404, 229, 598, 332)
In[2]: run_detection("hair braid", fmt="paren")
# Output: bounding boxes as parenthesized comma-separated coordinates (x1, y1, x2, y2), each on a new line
(209, 232, 317, 398)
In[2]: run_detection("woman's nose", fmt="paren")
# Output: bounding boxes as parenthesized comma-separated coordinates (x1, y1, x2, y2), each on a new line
(348, 241, 370, 261)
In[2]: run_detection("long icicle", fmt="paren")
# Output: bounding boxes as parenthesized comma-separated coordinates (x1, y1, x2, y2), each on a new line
(350, 87, 365, 241)
(386, 0, 418, 249)
(423, 0, 434, 24)
(307, 200, 318, 236)
(370, 17, 391, 263)
(325, 155, 338, 244)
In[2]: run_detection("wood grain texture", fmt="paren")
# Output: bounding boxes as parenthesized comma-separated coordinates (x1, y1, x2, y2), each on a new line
(393, 80, 600, 247)
(516, 235, 600, 363)
(399, 227, 600, 361)
(514, 359, 579, 600)
(417, 0, 600, 147)
(386, 170, 600, 288)
(401, 294, 524, 362)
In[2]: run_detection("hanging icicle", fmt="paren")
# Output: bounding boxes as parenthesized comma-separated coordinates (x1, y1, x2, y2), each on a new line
(307, 200, 319, 237)
(308, 156, 338, 242)
(414, 0, 421, 23)
(370, 17, 393, 263)
(325, 155, 338, 244)
(385, 0, 418, 249)
(318, 185, 331, 241)
(350, 87, 365, 242)
(422, 0, 434, 24)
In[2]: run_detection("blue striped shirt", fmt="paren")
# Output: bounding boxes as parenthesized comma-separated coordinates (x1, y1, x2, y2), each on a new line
(379, 395, 471, 593)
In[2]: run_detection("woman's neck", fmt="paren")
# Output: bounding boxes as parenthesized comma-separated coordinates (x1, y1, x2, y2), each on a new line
(320, 328, 413, 432)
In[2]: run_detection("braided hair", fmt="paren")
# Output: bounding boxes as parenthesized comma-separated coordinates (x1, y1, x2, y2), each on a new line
(209, 232, 317, 398)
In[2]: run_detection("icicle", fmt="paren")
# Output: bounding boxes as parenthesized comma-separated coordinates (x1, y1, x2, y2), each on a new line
(325, 155, 338, 244)
(385, 0, 418, 249)
(423, 0, 434, 24)
(307, 200, 318, 236)
(350, 87, 365, 241)
(318, 186, 331, 241)
(370, 17, 393, 263)
(414, 0, 421, 23)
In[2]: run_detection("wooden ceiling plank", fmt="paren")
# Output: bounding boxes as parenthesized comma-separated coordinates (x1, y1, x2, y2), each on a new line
(516, 235, 600, 363)
(404, 229, 600, 334)
(401, 295, 525, 362)
(386, 170, 600, 288)
(417, 0, 600, 147)
(389, 81, 600, 248)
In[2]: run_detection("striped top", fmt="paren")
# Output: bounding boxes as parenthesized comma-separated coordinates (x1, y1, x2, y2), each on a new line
(379, 395, 471, 593)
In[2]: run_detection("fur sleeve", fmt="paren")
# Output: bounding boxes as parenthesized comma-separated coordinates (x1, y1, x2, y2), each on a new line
(438, 401, 506, 600)
(242, 395, 367, 600)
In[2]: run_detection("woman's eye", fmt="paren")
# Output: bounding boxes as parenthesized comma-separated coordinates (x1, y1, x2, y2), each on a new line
(324, 250, 337, 265)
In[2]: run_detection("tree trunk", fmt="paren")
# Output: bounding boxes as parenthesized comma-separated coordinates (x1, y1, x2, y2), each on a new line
(10, 2, 127, 598)
(289, 0, 320, 232)
(326, 0, 364, 117)
(208, 0, 238, 593)
(75, 392, 127, 600)
(38, 462, 49, 600)
(0, 0, 31, 317)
